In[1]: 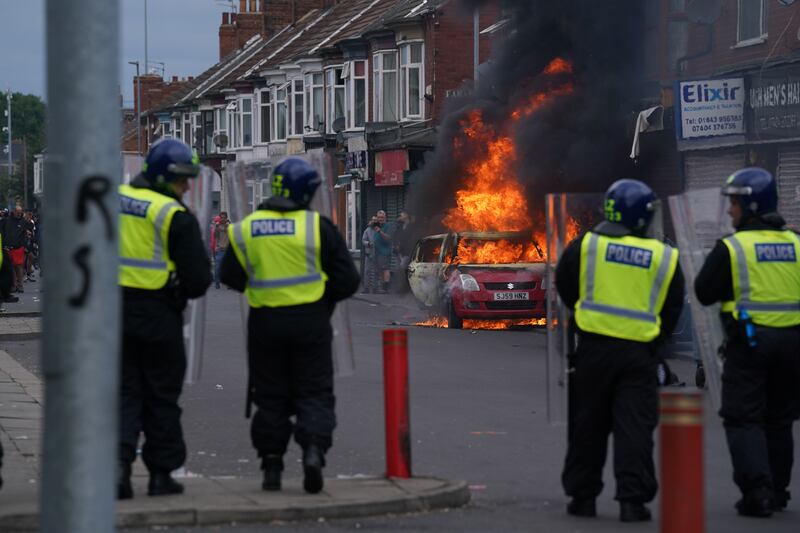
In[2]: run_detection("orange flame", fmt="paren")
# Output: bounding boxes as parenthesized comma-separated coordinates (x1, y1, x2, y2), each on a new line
(442, 58, 576, 263)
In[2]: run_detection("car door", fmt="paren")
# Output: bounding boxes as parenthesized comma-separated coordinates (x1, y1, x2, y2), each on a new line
(407, 235, 447, 307)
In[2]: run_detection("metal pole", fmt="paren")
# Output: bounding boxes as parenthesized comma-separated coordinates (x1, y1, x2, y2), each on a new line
(5, 89, 11, 188)
(43, 0, 120, 531)
(129, 61, 142, 155)
(473, 9, 479, 83)
(144, 0, 149, 74)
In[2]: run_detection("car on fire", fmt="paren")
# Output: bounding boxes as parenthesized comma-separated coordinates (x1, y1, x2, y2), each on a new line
(407, 231, 547, 328)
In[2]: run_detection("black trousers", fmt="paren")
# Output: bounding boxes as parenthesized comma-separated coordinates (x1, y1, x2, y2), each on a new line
(721, 326, 800, 497)
(119, 300, 187, 473)
(248, 307, 336, 457)
(563, 335, 659, 503)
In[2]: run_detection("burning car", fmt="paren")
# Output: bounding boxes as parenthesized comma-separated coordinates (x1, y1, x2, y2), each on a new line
(407, 231, 546, 329)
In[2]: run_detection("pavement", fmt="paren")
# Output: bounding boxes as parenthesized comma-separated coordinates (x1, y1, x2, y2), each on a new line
(0, 284, 470, 531)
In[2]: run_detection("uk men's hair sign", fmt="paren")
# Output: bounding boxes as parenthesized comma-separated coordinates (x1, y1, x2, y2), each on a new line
(676, 78, 745, 140)
(746, 67, 800, 140)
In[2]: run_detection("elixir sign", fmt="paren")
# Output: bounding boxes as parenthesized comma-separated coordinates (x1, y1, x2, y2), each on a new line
(676, 78, 745, 140)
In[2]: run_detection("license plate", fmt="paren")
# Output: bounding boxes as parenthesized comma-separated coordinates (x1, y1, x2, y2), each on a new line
(493, 292, 529, 301)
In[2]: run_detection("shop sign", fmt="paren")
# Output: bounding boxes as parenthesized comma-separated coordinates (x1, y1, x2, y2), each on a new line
(676, 78, 745, 140)
(374, 150, 409, 187)
(345, 150, 367, 170)
(747, 67, 800, 140)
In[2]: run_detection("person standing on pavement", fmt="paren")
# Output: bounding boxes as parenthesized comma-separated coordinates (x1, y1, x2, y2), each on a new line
(361, 215, 379, 293)
(555, 179, 684, 522)
(373, 210, 393, 293)
(0, 206, 32, 293)
(695, 168, 800, 517)
(221, 157, 359, 494)
(212, 212, 230, 289)
(117, 139, 212, 500)
(391, 211, 414, 293)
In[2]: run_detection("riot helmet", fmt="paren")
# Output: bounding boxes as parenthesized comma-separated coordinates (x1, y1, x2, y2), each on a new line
(270, 158, 321, 209)
(142, 139, 200, 186)
(721, 167, 778, 216)
(603, 179, 658, 232)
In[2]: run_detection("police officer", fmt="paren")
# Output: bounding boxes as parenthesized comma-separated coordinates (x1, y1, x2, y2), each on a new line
(117, 139, 212, 499)
(695, 167, 800, 517)
(220, 157, 359, 494)
(556, 179, 684, 522)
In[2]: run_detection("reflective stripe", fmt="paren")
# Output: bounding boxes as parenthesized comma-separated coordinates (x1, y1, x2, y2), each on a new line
(152, 201, 180, 261)
(739, 301, 800, 312)
(233, 222, 256, 279)
(726, 236, 751, 302)
(584, 233, 599, 300)
(580, 301, 658, 323)
(250, 272, 323, 288)
(649, 245, 674, 311)
(304, 211, 316, 273)
(120, 257, 168, 270)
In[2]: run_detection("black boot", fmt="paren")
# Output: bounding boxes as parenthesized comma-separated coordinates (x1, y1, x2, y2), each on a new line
(566, 498, 596, 517)
(117, 464, 133, 500)
(736, 487, 773, 518)
(147, 471, 184, 496)
(772, 490, 790, 512)
(262, 455, 283, 491)
(302, 444, 325, 494)
(620, 502, 652, 522)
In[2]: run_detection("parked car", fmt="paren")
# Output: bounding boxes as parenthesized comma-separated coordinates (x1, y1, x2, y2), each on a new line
(407, 231, 547, 328)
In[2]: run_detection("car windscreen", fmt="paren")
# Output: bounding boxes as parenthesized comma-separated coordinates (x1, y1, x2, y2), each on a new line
(454, 236, 544, 264)
(416, 238, 444, 262)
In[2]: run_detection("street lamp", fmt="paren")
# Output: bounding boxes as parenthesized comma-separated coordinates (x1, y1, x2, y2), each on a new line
(128, 61, 142, 155)
(4, 89, 10, 185)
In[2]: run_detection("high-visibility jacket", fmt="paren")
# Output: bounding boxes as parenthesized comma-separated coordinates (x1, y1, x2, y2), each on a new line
(721, 230, 800, 328)
(228, 209, 327, 308)
(575, 232, 678, 342)
(118, 184, 185, 290)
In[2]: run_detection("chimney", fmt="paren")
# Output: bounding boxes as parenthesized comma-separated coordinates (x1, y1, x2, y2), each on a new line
(239, 0, 247, 12)
(219, 11, 237, 59)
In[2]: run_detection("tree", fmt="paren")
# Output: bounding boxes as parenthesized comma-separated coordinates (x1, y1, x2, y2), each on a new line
(1, 92, 46, 208)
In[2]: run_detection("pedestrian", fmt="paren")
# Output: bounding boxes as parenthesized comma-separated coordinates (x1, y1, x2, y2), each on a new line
(361, 216, 379, 293)
(212, 212, 230, 289)
(221, 157, 359, 494)
(373, 210, 393, 293)
(0, 206, 33, 293)
(117, 139, 212, 500)
(391, 211, 414, 293)
(0, 236, 14, 489)
(555, 179, 684, 522)
(695, 167, 800, 517)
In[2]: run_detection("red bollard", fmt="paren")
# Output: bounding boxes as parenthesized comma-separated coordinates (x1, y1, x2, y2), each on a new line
(383, 329, 411, 478)
(660, 389, 704, 533)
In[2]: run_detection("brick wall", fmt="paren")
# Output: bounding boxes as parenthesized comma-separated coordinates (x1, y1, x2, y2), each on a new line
(133, 75, 193, 115)
(686, 0, 800, 76)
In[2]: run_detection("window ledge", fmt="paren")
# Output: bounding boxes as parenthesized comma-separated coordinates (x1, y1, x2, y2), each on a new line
(732, 36, 767, 49)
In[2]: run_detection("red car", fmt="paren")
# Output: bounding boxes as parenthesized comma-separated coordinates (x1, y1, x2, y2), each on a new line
(407, 232, 547, 329)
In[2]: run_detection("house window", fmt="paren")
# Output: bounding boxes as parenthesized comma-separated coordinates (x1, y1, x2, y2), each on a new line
(162, 121, 173, 139)
(344, 60, 367, 129)
(738, 0, 767, 44)
(215, 107, 227, 152)
(326, 67, 346, 133)
(272, 85, 288, 141)
(399, 42, 424, 120)
(259, 90, 271, 143)
(226, 100, 238, 147)
(373, 51, 399, 122)
(290, 79, 305, 137)
(202, 110, 214, 155)
(241, 96, 253, 147)
(182, 113, 192, 146)
(305, 72, 325, 134)
(172, 118, 182, 141)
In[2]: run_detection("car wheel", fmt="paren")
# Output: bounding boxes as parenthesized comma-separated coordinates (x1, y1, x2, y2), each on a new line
(447, 299, 463, 330)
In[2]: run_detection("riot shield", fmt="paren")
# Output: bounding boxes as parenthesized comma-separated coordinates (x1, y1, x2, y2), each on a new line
(545, 193, 605, 425)
(668, 188, 732, 409)
(181, 165, 217, 384)
(224, 161, 254, 344)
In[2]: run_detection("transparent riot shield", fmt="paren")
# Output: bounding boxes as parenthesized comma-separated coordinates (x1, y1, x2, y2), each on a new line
(181, 165, 217, 384)
(668, 188, 732, 409)
(224, 161, 254, 345)
(307, 148, 356, 377)
(545, 193, 605, 425)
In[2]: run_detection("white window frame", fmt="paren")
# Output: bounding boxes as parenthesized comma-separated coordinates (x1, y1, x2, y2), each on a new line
(326, 66, 346, 134)
(214, 106, 227, 153)
(272, 83, 289, 142)
(289, 78, 305, 137)
(161, 120, 173, 140)
(240, 96, 253, 147)
(257, 89, 271, 144)
(373, 51, 399, 122)
(736, 0, 767, 46)
(226, 100, 238, 148)
(182, 113, 192, 147)
(304, 72, 325, 134)
(399, 42, 425, 121)
(344, 59, 368, 130)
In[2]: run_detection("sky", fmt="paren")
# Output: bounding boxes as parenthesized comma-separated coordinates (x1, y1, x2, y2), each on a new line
(0, 0, 228, 107)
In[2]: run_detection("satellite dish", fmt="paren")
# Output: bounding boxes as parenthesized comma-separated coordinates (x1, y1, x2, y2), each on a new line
(213, 133, 229, 149)
(332, 117, 346, 134)
(687, 0, 722, 24)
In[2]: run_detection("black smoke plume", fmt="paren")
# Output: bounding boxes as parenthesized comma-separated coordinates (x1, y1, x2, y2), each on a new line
(410, 0, 646, 232)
